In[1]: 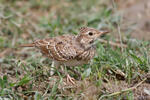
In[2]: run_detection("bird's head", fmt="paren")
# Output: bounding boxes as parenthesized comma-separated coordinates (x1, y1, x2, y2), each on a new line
(77, 27, 109, 49)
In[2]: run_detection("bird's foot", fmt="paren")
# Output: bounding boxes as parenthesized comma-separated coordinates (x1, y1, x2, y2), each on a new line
(66, 74, 75, 85)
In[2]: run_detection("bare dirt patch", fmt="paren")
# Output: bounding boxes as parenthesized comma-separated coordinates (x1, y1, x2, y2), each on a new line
(115, 0, 150, 40)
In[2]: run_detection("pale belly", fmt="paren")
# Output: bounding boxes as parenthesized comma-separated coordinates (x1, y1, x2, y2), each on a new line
(61, 60, 90, 67)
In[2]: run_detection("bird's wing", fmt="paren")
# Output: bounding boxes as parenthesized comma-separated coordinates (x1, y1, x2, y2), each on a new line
(34, 35, 78, 61)
(54, 35, 78, 61)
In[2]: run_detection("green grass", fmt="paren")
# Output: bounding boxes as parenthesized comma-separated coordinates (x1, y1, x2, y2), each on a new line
(0, 0, 150, 100)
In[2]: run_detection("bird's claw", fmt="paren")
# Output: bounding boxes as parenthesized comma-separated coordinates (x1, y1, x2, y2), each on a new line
(66, 74, 75, 85)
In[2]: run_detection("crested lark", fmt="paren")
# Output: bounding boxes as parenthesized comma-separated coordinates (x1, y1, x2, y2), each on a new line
(21, 27, 108, 84)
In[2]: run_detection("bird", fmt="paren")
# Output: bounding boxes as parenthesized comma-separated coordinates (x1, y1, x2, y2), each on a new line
(20, 27, 109, 84)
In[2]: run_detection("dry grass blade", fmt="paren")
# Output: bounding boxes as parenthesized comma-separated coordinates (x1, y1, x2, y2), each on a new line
(99, 78, 147, 100)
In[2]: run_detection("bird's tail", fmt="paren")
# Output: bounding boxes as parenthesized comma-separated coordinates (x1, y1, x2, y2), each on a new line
(20, 43, 35, 47)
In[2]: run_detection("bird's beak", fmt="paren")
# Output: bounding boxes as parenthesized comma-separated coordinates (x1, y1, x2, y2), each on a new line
(99, 30, 109, 35)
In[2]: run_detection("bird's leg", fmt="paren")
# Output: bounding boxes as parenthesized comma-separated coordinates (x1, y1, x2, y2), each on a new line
(64, 66, 75, 85)
(57, 66, 75, 84)
(57, 68, 75, 84)
(52, 64, 75, 85)
(66, 67, 81, 80)
(50, 61, 55, 76)
(50, 61, 59, 76)
(66, 74, 75, 84)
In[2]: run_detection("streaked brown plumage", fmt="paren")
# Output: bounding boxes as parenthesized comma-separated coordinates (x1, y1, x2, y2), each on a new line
(21, 27, 109, 84)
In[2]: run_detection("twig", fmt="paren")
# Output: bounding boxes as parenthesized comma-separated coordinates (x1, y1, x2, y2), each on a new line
(99, 78, 147, 100)
(98, 39, 127, 48)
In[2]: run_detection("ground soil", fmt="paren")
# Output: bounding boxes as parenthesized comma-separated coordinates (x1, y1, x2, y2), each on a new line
(116, 0, 150, 40)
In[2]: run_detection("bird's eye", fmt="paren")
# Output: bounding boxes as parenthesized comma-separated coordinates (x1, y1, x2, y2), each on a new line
(88, 32, 93, 36)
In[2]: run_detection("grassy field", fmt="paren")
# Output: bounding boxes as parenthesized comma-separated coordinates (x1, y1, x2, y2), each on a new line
(0, 0, 150, 100)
